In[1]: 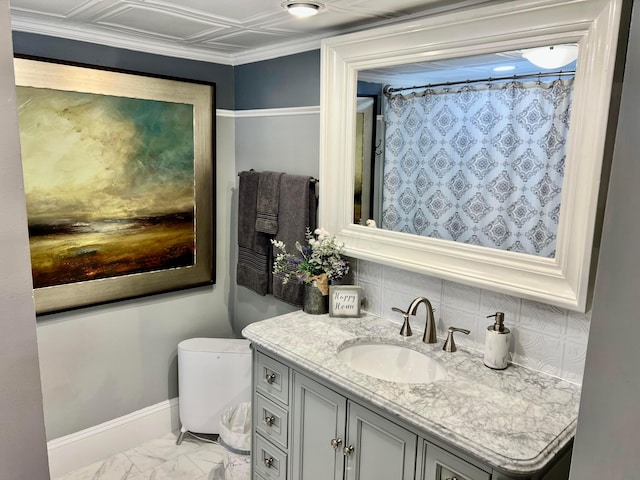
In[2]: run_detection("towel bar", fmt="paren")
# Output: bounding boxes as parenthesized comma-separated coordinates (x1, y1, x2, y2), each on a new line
(237, 171, 318, 183)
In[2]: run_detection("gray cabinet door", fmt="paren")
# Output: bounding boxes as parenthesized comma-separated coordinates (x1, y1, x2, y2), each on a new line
(420, 442, 491, 480)
(291, 372, 347, 480)
(344, 401, 417, 480)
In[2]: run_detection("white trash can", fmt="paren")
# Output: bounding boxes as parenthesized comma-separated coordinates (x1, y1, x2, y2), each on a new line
(177, 338, 252, 443)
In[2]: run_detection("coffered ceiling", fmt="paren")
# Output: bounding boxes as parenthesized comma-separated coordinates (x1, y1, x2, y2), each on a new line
(9, 0, 495, 65)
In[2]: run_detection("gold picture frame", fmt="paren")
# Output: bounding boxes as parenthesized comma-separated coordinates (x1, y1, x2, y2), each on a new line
(14, 57, 215, 314)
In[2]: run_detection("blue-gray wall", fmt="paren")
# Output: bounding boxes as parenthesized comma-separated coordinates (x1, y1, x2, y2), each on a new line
(11, 32, 237, 442)
(234, 50, 320, 110)
(12, 32, 235, 110)
(9, 30, 321, 443)
(8, 6, 640, 478)
(232, 52, 321, 331)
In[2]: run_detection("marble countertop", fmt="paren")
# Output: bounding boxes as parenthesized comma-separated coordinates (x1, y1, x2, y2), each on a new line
(242, 310, 581, 476)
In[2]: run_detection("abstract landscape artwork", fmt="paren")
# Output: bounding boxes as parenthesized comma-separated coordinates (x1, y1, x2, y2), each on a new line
(14, 58, 214, 314)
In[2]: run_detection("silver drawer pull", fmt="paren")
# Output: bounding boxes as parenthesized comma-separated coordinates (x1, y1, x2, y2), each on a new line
(264, 415, 276, 427)
(445, 477, 459, 480)
(330, 438, 343, 449)
(343, 445, 355, 456)
(265, 372, 276, 384)
(264, 456, 275, 468)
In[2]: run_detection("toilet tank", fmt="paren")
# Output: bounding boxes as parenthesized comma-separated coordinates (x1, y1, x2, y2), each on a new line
(178, 338, 252, 434)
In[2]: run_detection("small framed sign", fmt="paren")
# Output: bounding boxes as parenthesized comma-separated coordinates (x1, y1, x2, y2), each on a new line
(329, 286, 362, 318)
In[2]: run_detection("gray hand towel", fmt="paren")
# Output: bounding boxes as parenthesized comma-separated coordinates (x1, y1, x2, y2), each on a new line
(237, 171, 271, 295)
(255, 171, 285, 235)
(272, 174, 317, 307)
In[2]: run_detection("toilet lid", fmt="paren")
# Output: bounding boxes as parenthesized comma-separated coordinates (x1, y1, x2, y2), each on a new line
(178, 337, 251, 354)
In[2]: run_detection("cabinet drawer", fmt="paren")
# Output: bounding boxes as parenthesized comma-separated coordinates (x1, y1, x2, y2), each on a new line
(422, 443, 490, 480)
(255, 434, 288, 480)
(256, 352, 290, 406)
(256, 393, 289, 450)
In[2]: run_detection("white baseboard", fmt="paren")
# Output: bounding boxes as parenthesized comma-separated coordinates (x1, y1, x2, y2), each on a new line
(47, 398, 180, 478)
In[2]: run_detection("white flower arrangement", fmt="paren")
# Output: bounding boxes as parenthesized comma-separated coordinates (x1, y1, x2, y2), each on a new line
(271, 228, 349, 294)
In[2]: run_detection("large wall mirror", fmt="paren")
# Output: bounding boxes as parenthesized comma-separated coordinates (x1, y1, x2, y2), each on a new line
(319, 0, 623, 312)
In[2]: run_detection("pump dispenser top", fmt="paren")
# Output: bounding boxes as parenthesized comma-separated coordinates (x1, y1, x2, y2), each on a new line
(484, 312, 511, 370)
(488, 312, 509, 333)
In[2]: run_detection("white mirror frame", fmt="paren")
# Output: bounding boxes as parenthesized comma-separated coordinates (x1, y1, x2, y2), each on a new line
(319, 0, 623, 312)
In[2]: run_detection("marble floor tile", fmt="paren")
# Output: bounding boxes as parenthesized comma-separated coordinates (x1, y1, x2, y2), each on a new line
(55, 453, 141, 480)
(185, 444, 227, 473)
(122, 433, 202, 472)
(125, 455, 205, 480)
(54, 432, 227, 480)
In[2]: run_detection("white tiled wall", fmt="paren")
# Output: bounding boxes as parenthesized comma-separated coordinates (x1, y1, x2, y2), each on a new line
(354, 259, 589, 384)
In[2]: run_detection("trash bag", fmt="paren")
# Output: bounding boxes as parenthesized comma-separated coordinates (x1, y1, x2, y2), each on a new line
(218, 401, 252, 454)
(221, 450, 251, 480)
(215, 402, 252, 480)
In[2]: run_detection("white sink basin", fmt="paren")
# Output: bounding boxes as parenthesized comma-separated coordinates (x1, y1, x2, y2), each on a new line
(337, 342, 447, 384)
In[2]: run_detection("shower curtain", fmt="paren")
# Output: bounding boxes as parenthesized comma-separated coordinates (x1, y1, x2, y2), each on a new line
(381, 78, 573, 257)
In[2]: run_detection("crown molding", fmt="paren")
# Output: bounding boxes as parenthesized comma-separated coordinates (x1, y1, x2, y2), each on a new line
(11, 15, 237, 65)
(10, 0, 498, 66)
(10, 13, 323, 66)
(231, 37, 322, 65)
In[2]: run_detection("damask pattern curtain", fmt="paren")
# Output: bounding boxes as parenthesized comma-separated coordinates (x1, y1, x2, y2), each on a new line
(381, 78, 573, 257)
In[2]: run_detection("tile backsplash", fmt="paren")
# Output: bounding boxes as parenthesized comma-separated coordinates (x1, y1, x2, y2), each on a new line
(353, 259, 589, 384)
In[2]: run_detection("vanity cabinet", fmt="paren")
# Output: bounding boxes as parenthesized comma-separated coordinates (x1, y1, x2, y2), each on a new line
(291, 371, 416, 480)
(417, 442, 491, 480)
(253, 351, 290, 480)
(252, 349, 495, 480)
(245, 313, 577, 480)
(290, 371, 345, 479)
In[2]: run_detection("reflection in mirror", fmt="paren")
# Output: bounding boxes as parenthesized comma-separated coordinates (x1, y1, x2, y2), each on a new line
(354, 96, 375, 224)
(357, 46, 578, 258)
(322, 0, 622, 311)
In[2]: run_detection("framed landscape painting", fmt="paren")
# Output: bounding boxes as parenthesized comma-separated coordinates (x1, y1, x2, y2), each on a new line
(13, 57, 215, 314)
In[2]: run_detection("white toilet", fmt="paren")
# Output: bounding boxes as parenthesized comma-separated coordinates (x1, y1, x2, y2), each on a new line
(176, 338, 252, 444)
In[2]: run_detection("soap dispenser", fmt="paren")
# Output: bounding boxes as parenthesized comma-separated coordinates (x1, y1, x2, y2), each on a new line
(484, 312, 511, 370)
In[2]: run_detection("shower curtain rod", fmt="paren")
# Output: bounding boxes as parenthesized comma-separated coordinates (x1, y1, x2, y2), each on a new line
(384, 70, 576, 94)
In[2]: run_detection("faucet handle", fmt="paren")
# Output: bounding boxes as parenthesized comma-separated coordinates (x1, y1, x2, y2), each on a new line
(392, 307, 412, 337)
(443, 327, 470, 352)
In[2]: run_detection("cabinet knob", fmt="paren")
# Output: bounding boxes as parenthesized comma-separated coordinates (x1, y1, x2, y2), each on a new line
(264, 415, 276, 427)
(264, 457, 275, 468)
(343, 445, 355, 456)
(330, 438, 343, 449)
(265, 372, 276, 384)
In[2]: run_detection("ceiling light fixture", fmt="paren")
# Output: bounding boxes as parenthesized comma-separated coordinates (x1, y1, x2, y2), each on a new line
(492, 65, 516, 72)
(282, 1, 322, 17)
(521, 44, 578, 69)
